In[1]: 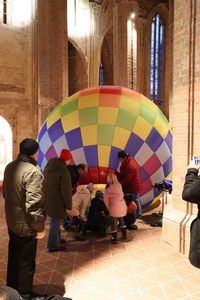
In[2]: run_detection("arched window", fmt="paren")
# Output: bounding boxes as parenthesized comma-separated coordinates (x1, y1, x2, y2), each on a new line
(99, 63, 104, 85)
(0, 116, 12, 181)
(150, 14, 164, 108)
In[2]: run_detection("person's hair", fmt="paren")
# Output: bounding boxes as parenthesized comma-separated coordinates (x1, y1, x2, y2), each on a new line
(77, 163, 87, 170)
(107, 173, 120, 186)
(0, 287, 8, 300)
(117, 151, 128, 159)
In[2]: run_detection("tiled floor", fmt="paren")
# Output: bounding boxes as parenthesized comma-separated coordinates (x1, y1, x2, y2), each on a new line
(1, 195, 200, 300)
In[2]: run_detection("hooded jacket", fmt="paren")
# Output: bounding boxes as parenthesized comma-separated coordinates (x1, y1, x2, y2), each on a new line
(3, 153, 45, 237)
(67, 185, 91, 219)
(44, 158, 72, 219)
(104, 183, 127, 217)
(87, 195, 109, 226)
(118, 156, 142, 194)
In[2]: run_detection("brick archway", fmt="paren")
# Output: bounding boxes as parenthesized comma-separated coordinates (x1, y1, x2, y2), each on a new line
(100, 27, 113, 85)
(68, 40, 88, 96)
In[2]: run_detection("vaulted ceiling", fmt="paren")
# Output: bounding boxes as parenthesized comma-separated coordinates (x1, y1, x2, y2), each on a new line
(89, 0, 103, 4)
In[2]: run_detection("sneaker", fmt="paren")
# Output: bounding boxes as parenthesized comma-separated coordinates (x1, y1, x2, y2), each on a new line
(127, 224, 138, 230)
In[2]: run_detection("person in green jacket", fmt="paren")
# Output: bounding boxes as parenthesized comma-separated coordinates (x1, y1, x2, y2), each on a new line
(44, 149, 72, 252)
(3, 138, 46, 300)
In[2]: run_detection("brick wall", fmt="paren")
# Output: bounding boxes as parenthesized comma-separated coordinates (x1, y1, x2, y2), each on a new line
(38, 0, 68, 125)
(0, 3, 38, 158)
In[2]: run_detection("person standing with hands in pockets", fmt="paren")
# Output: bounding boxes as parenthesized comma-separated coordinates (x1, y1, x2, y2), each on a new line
(3, 138, 46, 300)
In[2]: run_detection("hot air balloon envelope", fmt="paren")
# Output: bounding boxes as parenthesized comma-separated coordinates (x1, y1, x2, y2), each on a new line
(38, 86, 172, 209)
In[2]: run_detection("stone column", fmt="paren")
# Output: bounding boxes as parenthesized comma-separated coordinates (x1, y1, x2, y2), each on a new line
(162, 0, 200, 254)
(113, 0, 137, 87)
(88, 2, 101, 87)
(37, 0, 68, 125)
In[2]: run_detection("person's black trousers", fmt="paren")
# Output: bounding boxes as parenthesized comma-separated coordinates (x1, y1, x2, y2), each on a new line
(7, 230, 37, 299)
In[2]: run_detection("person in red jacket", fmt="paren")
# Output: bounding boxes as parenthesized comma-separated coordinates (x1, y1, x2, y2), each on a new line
(117, 151, 142, 230)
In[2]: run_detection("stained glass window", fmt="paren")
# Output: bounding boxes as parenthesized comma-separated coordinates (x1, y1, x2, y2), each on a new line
(99, 63, 104, 85)
(150, 14, 164, 109)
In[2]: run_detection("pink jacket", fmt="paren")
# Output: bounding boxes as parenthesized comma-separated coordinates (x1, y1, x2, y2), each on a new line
(104, 184, 127, 218)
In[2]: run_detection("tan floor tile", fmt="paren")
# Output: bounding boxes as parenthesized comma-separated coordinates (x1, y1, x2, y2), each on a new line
(144, 286, 168, 299)
(155, 265, 178, 276)
(117, 275, 139, 290)
(182, 273, 200, 284)
(117, 283, 137, 298)
(72, 273, 93, 286)
(191, 291, 200, 299)
(94, 261, 110, 271)
(140, 291, 161, 300)
(36, 263, 53, 274)
(69, 289, 93, 300)
(39, 259, 57, 270)
(34, 271, 53, 284)
(75, 261, 94, 271)
(93, 272, 114, 287)
(114, 269, 134, 281)
(1, 196, 200, 299)
(121, 293, 143, 300)
(180, 279, 200, 294)
(148, 257, 170, 269)
(69, 278, 90, 291)
(173, 265, 196, 277)
(132, 263, 153, 274)
(96, 282, 116, 297)
(115, 262, 134, 275)
(155, 271, 177, 284)
(94, 268, 114, 280)
(137, 276, 157, 290)
(54, 266, 74, 277)
(161, 286, 188, 300)
(54, 258, 74, 270)
(163, 279, 188, 295)
(136, 270, 160, 284)
(93, 289, 115, 300)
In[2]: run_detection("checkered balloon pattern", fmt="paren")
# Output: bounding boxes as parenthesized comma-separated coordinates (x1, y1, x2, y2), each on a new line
(37, 86, 172, 209)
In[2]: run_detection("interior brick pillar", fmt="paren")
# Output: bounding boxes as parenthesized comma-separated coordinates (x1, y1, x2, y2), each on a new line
(88, 2, 101, 87)
(38, 0, 68, 125)
(113, 0, 137, 87)
(162, 0, 200, 255)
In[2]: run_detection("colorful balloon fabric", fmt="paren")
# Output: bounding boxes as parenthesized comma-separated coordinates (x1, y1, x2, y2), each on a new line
(37, 86, 172, 209)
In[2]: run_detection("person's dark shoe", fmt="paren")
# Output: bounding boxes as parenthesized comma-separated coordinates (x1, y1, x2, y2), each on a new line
(110, 232, 118, 244)
(75, 233, 87, 241)
(30, 292, 48, 300)
(48, 244, 66, 252)
(121, 227, 127, 240)
(127, 224, 138, 230)
(60, 238, 66, 244)
(31, 296, 46, 300)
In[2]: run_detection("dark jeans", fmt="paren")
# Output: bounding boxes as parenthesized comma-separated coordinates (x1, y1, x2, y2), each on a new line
(124, 194, 142, 227)
(7, 230, 37, 299)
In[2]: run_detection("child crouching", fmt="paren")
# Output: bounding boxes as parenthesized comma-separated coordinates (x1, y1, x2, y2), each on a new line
(76, 190, 110, 240)
(67, 183, 94, 231)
